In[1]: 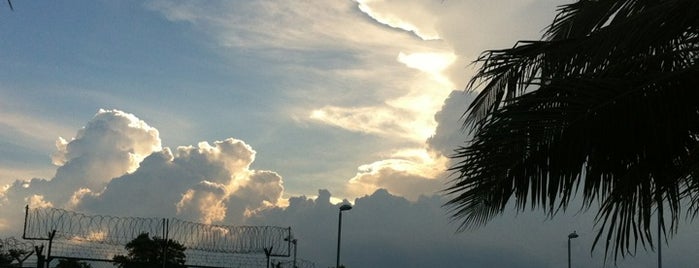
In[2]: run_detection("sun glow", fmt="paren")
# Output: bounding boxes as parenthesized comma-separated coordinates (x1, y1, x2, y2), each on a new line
(398, 52, 456, 87)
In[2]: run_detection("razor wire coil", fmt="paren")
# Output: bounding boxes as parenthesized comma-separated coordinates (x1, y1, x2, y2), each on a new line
(23, 206, 290, 256)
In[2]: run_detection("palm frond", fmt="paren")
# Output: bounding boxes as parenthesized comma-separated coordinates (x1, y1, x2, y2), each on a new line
(448, 0, 699, 257)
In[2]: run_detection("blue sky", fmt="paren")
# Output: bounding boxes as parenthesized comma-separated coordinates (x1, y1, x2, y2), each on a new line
(1, 1, 697, 267)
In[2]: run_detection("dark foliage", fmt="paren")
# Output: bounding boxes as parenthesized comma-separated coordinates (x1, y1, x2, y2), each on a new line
(56, 259, 93, 268)
(112, 233, 186, 268)
(445, 0, 699, 261)
(0, 245, 12, 266)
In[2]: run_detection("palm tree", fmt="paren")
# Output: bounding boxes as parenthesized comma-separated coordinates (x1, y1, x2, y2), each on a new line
(445, 0, 699, 262)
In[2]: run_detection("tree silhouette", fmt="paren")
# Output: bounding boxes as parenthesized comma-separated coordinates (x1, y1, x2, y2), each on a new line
(112, 233, 186, 268)
(0, 245, 12, 266)
(0, 237, 34, 267)
(56, 259, 93, 268)
(445, 0, 699, 261)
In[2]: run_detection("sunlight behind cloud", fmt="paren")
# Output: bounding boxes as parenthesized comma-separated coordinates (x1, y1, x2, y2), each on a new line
(26, 194, 53, 208)
(397, 52, 456, 87)
(356, 0, 440, 40)
(346, 147, 449, 200)
(308, 51, 456, 143)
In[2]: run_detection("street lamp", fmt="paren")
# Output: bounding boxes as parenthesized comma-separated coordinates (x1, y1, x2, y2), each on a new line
(285, 236, 298, 268)
(336, 204, 352, 268)
(657, 209, 662, 268)
(568, 231, 579, 268)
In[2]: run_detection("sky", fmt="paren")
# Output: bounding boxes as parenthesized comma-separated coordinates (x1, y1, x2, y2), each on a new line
(0, 1, 697, 267)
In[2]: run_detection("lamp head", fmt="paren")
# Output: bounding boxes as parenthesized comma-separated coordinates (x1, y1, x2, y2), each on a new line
(339, 204, 353, 211)
(568, 231, 579, 239)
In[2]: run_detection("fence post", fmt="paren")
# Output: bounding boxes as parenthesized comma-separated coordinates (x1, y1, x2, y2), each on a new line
(34, 245, 44, 268)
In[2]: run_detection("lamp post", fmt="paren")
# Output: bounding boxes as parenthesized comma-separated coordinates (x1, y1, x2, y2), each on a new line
(568, 231, 579, 268)
(657, 209, 662, 268)
(336, 204, 352, 268)
(285, 236, 297, 268)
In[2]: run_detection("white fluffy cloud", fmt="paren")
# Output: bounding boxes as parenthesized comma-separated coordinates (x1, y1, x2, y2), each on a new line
(0, 109, 163, 231)
(51, 109, 162, 194)
(177, 181, 228, 224)
(346, 149, 448, 200)
(0, 110, 286, 233)
(79, 138, 285, 225)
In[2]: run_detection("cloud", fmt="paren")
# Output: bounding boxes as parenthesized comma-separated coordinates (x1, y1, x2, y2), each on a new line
(2, 109, 161, 205)
(356, 0, 441, 40)
(0, 110, 286, 233)
(309, 106, 421, 140)
(51, 109, 162, 192)
(0, 109, 161, 232)
(346, 148, 448, 200)
(141, 0, 570, 206)
(427, 90, 477, 158)
(176, 181, 228, 224)
(342, 89, 476, 200)
(249, 188, 699, 268)
(147, 0, 457, 144)
(142, 1, 482, 201)
(79, 138, 284, 225)
(355, 0, 568, 90)
(0, 108, 696, 268)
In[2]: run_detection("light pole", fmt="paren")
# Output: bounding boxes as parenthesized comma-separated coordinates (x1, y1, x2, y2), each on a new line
(657, 208, 662, 268)
(285, 236, 297, 268)
(568, 231, 579, 268)
(336, 204, 352, 268)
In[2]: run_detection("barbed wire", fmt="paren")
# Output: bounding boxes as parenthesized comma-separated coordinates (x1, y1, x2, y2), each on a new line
(24, 206, 291, 256)
(0, 237, 34, 253)
(169, 218, 290, 256)
(24, 206, 164, 245)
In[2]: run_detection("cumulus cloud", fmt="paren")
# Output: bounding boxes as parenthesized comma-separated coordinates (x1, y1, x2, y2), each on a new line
(0, 110, 161, 218)
(427, 90, 477, 158)
(346, 148, 448, 200)
(0, 109, 286, 233)
(79, 138, 285, 225)
(0, 109, 163, 231)
(176, 181, 228, 224)
(51, 109, 162, 194)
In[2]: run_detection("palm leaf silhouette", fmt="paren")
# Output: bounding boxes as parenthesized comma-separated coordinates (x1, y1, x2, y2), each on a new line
(446, 0, 699, 261)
